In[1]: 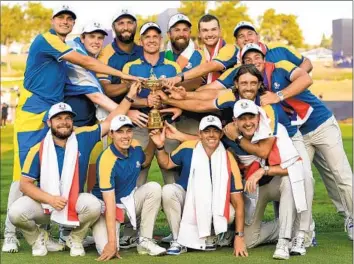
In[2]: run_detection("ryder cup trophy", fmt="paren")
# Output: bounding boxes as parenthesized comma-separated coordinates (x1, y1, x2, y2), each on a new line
(142, 77, 164, 129)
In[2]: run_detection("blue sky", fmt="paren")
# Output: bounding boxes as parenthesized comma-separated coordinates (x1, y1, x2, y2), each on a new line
(2, 1, 352, 45)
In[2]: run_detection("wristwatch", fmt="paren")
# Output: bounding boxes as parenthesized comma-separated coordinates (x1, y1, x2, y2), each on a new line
(276, 91, 285, 101)
(263, 165, 270, 176)
(235, 232, 244, 237)
(235, 134, 243, 145)
(177, 72, 185, 82)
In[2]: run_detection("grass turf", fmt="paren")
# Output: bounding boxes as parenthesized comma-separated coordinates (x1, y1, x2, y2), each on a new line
(0, 124, 353, 263)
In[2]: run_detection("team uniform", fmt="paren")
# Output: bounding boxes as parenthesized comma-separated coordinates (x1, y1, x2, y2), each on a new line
(162, 140, 243, 241)
(5, 29, 74, 240)
(9, 125, 102, 248)
(122, 52, 181, 185)
(91, 140, 162, 254)
(97, 40, 143, 103)
(216, 62, 315, 237)
(267, 61, 353, 222)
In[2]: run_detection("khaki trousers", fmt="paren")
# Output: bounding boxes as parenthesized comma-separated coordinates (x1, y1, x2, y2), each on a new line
(245, 176, 296, 248)
(303, 115, 353, 218)
(8, 193, 101, 245)
(92, 182, 162, 254)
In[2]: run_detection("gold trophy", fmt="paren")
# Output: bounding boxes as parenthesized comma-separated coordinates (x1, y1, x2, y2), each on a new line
(142, 73, 164, 129)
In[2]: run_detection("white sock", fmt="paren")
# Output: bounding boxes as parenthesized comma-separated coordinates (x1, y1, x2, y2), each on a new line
(297, 231, 305, 238)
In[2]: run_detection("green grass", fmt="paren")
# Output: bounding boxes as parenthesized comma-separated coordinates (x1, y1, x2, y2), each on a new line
(0, 124, 353, 263)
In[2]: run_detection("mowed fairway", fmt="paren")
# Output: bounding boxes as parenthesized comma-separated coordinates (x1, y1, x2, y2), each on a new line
(0, 124, 353, 264)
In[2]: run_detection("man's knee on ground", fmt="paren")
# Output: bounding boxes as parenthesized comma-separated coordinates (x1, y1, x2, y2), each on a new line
(8, 200, 27, 226)
(77, 193, 102, 220)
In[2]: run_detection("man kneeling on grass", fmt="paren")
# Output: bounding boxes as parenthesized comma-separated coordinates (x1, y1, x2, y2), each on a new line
(91, 115, 166, 260)
(149, 115, 248, 257)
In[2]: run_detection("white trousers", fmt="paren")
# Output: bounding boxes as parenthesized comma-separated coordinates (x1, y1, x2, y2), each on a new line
(92, 182, 162, 255)
(303, 115, 353, 218)
(8, 193, 101, 245)
(245, 176, 296, 248)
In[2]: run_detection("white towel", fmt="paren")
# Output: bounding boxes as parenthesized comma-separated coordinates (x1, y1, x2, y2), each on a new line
(251, 106, 273, 143)
(40, 130, 80, 227)
(120, 188, 137, 230)
(177, 141, 230, 249)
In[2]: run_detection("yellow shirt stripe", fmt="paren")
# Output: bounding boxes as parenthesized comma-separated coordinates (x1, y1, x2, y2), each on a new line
(97, 44, 115, 79)
(163, 59, 182, 74)
(262, 105, 276, 134)
(275, 60, 297, 73)
(42, 32, 71, 53)
(171, 140, 199, 157)
(99, 148, 117, 189)
(22, 143, 41, 174)
(227, 151, 243, 190)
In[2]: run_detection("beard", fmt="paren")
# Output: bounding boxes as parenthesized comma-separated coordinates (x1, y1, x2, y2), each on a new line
(171, 37, 189, 52)
(116, 29, 136, 44)
(51, 126, 73, 140)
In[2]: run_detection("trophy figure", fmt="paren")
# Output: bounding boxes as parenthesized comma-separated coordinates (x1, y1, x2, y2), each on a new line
(143, 74, 164, 129)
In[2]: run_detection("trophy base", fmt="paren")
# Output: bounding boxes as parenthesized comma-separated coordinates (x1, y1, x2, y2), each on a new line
(147, 109, 164, 130)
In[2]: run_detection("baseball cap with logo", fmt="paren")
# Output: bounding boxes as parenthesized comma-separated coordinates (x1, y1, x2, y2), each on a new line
(112, 8, 136, 23)
(199, 115, 222, 131)
(52, 4, 77, 20)
(240, 43, 265, 60)
(140, 22, 161, 35)
(168, 13, 192, 30)
(48, 102, 77, 120)
(110, 115, 134, 131)
(82, 21, 108, 36)
(233, 21, 257, 37)
(233, 99, 259, 118)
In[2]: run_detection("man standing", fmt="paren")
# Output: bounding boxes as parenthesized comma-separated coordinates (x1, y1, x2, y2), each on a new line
(198, 14, 226, 84)
(2, 4, 138, 253)
(149, 116, 247, 257)
(91, 115, 166, 259)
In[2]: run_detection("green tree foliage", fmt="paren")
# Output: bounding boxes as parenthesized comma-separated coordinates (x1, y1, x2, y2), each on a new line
(258, 8, 304, 48)
(1, 4, 24, 46)
(178, 1, 207, 38)
(209, 1, 253, 44)
(320, 33, 332, 49)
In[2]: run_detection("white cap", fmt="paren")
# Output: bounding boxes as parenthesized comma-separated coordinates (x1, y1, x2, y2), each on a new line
(48, 102, 76, 120)
(52, 4, 76, 20)
(240, 43, 264, 59)
(82, 21, 108, 36)
(112, 8, 136, 23)
(168, 13, 192, 30)
(199, 115, 222, 131)
(110, 115, 134, 131)
(140, 22, 161, 35)
(233, 99, 259, 118)
(233, 21, 256, 37)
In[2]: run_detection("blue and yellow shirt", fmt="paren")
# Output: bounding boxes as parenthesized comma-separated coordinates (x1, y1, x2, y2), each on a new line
(92, 140, 145, 203)
(97, 40, 143, 103)
(213, 43, 305, 72)
(170, 140, 243, 192)
(22, 125, 102, 192)
(267, 61, 332, 135)
(23, 29, 73, 114)
(214, 90, 280, 135)
(171, 49, 205, 72)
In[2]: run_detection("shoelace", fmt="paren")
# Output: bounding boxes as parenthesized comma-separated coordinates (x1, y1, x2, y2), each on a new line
(345, 217, 353, 231)
(293, 237, 304, 248)
(5, 237, 20, 246)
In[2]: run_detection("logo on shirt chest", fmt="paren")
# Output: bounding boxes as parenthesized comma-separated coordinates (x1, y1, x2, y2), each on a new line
(273, 82, 280, 90)
(136, 161, 141, 168)
(186, 62, 193, 69)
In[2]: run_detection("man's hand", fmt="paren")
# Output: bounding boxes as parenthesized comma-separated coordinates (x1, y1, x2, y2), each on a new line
(155, 90, 169, 103)
(223, 122, 240, 141)
(166, 86, 187, 100)
(120, 73, 143, 82)
(159, 107, 182, 121)
(149, 127, 166, 148)
(260, 91, 280, 106)
(96, 242, 118, 261)
(49, 196, 67, 211)
(233, 236, 248, 257)
(164, 121, 182, 141)
(127, 110, 148, 128)
(244, 168, 265, 193)
(147, 94, 161, 108)
(163, 76, 182, 87)
(127, 81, 142, 99)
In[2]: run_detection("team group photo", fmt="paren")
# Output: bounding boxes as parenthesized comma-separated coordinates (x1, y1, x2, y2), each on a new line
(0, 1, 353, 264)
